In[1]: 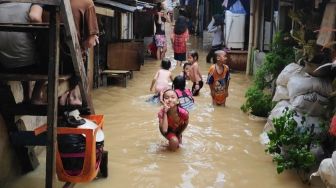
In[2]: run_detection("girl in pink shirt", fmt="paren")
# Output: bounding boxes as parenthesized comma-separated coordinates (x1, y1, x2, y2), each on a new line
(158, 89, 189, 151)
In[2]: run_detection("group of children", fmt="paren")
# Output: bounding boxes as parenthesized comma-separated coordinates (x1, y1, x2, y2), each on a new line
(150, 49, 231, 151)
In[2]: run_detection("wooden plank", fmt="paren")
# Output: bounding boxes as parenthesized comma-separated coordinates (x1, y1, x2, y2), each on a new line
(0, 84, 39, 173)
(0, 104, 48, 116)
(316, 3, 336, 47)
(0, 74, 71, 81)
(95, 6, 115, 17)
(60, 0, 94, 114)
(0, 0, 60, 5)
(107, 42, 143, 71)
(101, 70, 130, 74)
(45, 8, 59, 188)
(0, 23, 50, 32)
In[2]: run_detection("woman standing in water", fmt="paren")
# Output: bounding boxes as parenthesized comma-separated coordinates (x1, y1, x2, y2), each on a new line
(154, 2, 169, 60)
(158, 89, 189, 151)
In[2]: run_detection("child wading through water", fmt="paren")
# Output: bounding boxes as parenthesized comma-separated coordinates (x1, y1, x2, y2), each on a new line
(158, 89, 189, 151)
(180, 62, 191, 81)
(188, 50, 203, 96)
(150, 59, 173, 103)
(171, 16, 189, 66)
(207, 50, 230, 106)
(173, 75, 194, 110)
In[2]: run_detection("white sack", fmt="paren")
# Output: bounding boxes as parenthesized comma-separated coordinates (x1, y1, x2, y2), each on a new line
(287, 74, 333, 98)
(272, 85, 290, 102)
(310, 151, 336, 188)
(290, 92, 329, 116)
(276, 63, 303, 86)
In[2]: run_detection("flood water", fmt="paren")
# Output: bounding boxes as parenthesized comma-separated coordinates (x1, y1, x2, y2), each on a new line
(8, 28, 324, 188)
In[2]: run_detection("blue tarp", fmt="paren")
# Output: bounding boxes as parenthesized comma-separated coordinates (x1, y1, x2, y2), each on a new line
(229, 0, 246, 14)
(226, 0, 249, 12)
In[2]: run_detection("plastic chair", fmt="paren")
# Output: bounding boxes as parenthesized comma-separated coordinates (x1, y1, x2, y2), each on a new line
(34, 115, 106, 183)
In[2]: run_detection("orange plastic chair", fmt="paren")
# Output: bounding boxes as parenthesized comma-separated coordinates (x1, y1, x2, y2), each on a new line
(34, 115, 105, 183)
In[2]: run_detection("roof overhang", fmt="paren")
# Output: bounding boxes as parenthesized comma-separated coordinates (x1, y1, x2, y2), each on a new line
(94, 0, 155, 13)
(94, 0, 137, 12)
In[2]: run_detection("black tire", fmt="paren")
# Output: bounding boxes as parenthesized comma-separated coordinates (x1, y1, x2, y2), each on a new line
(99, 151, 108, 178)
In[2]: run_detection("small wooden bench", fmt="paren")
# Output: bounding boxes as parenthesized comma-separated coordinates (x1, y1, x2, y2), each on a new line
(101, 70, 133, 87)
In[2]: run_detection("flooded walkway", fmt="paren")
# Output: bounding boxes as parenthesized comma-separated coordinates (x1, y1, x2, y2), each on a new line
(8, 32, 323, 188)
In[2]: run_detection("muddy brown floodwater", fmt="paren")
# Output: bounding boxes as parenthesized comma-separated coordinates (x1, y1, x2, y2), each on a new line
(8, 27, 324, 188)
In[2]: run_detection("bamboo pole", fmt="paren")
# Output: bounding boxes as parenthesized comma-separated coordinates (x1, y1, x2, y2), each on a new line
(246, 0, 255, 75)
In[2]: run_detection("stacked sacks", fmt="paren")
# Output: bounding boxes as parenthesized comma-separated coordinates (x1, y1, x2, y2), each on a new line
(263, 63, 332, 147)
(310, 151, 336, 188)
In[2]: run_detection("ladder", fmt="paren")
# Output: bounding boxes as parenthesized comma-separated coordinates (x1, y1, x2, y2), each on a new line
(0, 0, 94, 187)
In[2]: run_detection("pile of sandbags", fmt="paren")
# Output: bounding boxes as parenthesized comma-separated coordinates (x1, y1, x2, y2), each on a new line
(310, 151, 336, 188)
(263, 63, 332, 132)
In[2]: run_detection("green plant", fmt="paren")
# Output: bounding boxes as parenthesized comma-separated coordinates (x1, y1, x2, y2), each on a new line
(240, 86, 273, 117)
(241, 32, 294, 116)
(266, 108, 319, 180)
(288, 9, 321, 62)
(254, 32, 295, 89)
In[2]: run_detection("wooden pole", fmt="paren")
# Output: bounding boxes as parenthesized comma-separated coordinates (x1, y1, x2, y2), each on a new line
(46, 7, 60, 188)
(246, 0, 255, 75)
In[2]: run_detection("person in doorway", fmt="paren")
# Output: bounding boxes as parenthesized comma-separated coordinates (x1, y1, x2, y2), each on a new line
(59, 0, 99, 106)
(154, 2, 169, 60)
(171, 16, 189, 66)
(172, 75, 194, 110)
(158, 89, 189, 151)
(188, 50, 203, 96)
(206, 14, 224, 63)
(206, 50, 230, 106)
(0, 3, 46, 104)
(149, 58, 173, 103)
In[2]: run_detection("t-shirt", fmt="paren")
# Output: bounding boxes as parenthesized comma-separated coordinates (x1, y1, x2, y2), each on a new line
(0, 3, 36, 69)
(175, 89, 194, 110)
(70, 0, 99, 50)
(171, 30, 189, 53)
(154, 13, 166, 35)
(158, 106, 189, 131)
(207, 64, 230, 105)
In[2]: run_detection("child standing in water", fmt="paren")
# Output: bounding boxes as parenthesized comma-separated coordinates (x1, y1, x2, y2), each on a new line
(188, 50, 203, 96)
(173, 75, 194, 110)
(206, 50, 230, 106)
(158, 89, 189, 151)
(150, 59, 173, 102)
(171, 16, 189, 66)
(180, 62, 191, 81)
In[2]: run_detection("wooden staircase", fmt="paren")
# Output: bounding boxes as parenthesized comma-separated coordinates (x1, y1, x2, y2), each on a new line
(0, 0, 94, 187)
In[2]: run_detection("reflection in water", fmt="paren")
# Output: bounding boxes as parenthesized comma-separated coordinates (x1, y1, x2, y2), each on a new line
(8, 30, 324, 188)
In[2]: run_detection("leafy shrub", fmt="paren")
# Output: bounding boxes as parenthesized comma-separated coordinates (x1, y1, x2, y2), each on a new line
(240, 86, 273, 117)
(265, 108, 320, 179)
(241, 32, 295, 117)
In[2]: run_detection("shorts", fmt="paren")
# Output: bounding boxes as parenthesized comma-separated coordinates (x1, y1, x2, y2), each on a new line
(174, 52, 186, 61)
(155, 34, 166, 48)
(160, 130, 182, 143)
(192, 80, 204, 96)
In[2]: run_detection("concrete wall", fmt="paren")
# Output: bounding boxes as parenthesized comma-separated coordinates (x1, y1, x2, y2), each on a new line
(0, 82, 46, 187)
